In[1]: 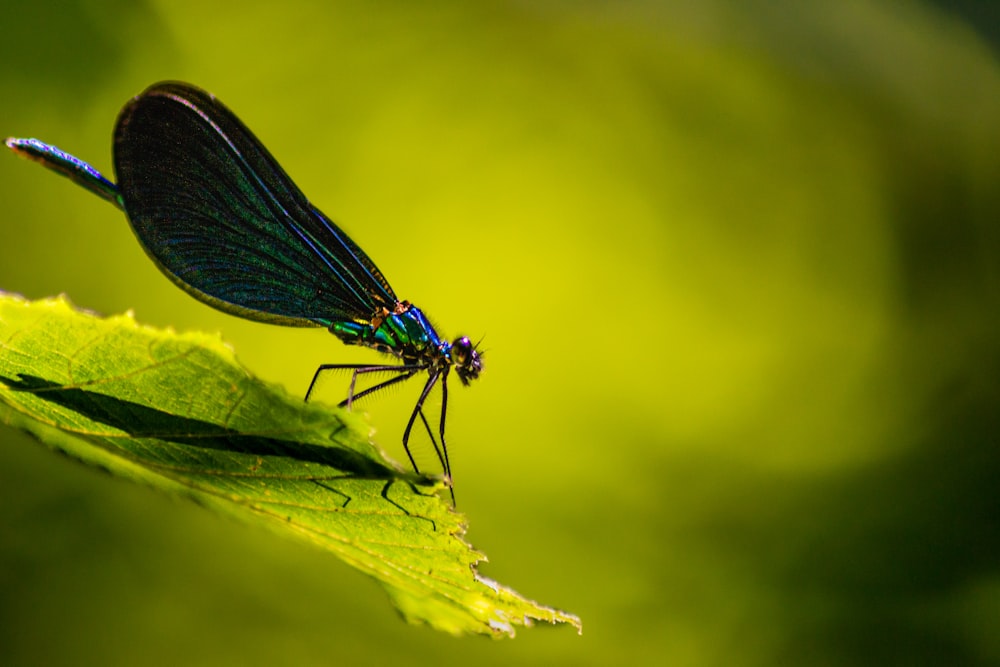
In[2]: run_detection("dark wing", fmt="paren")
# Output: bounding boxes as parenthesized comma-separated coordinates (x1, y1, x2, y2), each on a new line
(113, 81, 397, 328)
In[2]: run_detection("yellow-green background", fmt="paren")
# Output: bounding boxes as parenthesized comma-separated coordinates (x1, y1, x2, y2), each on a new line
(2, 1, 999, 665)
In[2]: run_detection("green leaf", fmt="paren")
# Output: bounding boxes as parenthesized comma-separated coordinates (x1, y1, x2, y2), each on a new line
(0, 291, 581, 637)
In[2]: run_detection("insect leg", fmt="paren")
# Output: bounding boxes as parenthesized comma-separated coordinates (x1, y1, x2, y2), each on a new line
(402, 371, 441, 478)
(437, 367, 456, 505)
(416, 408, 446, 483)
(305, 362, 422, 403)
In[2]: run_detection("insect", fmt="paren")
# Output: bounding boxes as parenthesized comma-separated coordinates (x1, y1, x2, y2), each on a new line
(6, 81, 482, 503)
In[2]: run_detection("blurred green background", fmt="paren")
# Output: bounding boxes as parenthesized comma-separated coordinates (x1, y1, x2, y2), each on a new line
(2, 0, 999, 664)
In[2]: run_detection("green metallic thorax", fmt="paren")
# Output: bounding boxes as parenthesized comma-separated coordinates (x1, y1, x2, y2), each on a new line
(329, 305, 446, 364)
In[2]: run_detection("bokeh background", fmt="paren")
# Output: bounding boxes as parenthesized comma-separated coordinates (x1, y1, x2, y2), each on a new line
(2, 1, 999, 665)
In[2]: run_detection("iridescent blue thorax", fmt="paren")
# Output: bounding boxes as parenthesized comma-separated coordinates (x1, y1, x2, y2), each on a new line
(329, 303, 447, 365)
